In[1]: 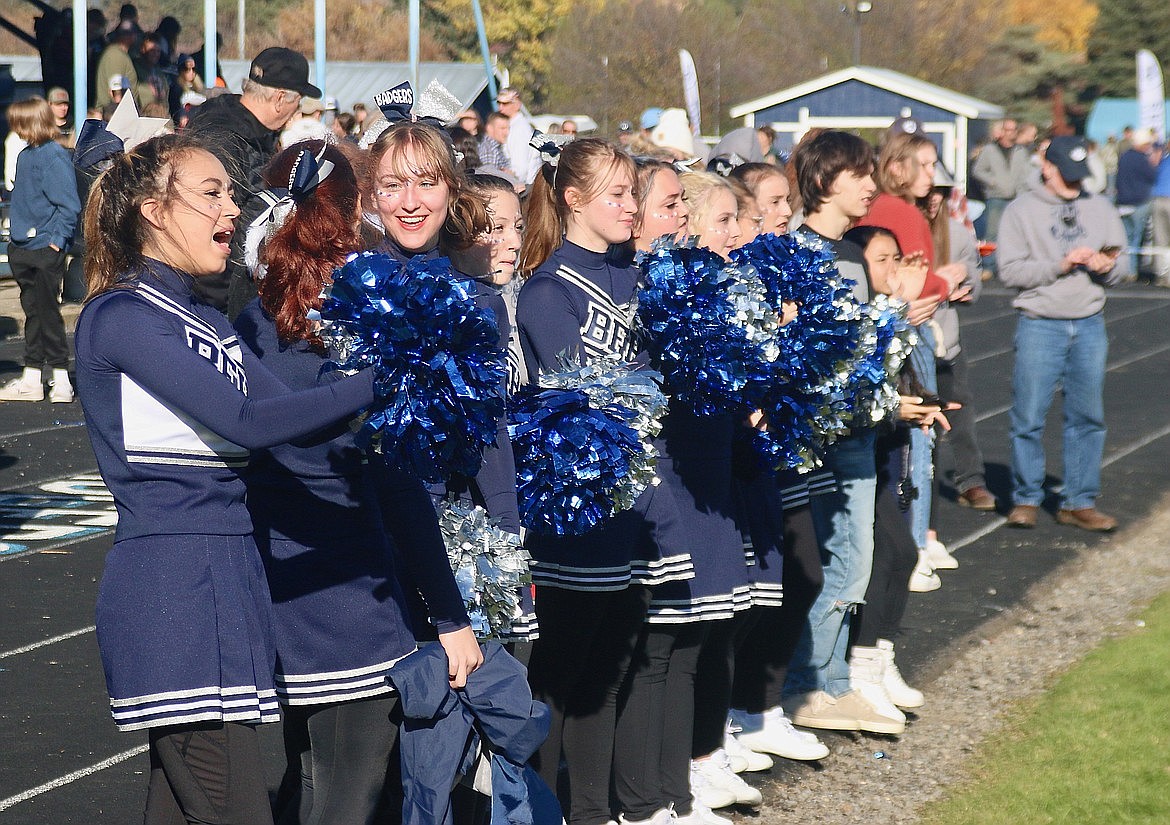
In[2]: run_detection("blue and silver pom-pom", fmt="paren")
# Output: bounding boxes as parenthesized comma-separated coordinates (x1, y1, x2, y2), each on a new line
(638, 243, 780, 415)
(436, 498, 530, 639)
(842, 294, 918, 427)
(317, 251, 506, 483)
(509, 356, 668, 536)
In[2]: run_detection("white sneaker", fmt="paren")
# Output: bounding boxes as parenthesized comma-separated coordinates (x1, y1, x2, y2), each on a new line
(688, 758, 738, 810)
(877, 639, 924, 709)
(723, 719, 773, 771)
(848, 646, 907, 727)
(674, 802, 731, 825)
(909, 549, 942, 592)
(48, 380, 74, 403)
(0, 377, 44, 402)
(732, 707, 830, 761)
(694, 750, 762, 807)
(924, 537, 958, 569)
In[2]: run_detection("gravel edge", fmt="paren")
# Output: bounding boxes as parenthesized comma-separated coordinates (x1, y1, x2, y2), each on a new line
(749, 496, 1170, 824)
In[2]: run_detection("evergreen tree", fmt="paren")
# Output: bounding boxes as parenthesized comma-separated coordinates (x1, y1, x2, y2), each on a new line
(1085, 0, 1170, 96)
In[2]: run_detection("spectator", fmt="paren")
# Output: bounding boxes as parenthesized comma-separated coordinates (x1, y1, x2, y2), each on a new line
(496, 87, 539, 185)
(352, 101, 368, 129)
(331, 111, 356, 142)
(1114, 127, 1161, 279)
(561, 118, 578, 138)
(616, 119, 634, 147)
(135, 33, 169, 108)
(1151, 150, 1170, 287)
(970, 119, 1031, 263)
(0, 98, 81, 403)
(95, 19, 142, 108)
(155, 15, 181, 67)
(447, 125, 481, 173)
(185, 47, 319, 315)
(999, 136, 1128, 532)
(639, 106, 663, 142)
(191, 31, 225, 88)
(101, 75, 131, 121)
(456, 109, 482, 136)
(478, 111, 512, 173)
(168, 53, 206, 122)
(46, 87, 74, 148)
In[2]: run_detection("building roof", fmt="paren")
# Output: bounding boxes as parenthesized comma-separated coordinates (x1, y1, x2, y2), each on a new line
(730, 66, 1004, 121)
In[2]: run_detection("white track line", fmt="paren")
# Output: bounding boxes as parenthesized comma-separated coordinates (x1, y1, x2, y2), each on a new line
(0, 626, 96, 660)
(0, 745, 148, 812)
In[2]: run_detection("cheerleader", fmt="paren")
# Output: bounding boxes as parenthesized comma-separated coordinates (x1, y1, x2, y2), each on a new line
(233, 141, 480, 825)
(517, 138, 688, 825)
(74, 134, 383, 824)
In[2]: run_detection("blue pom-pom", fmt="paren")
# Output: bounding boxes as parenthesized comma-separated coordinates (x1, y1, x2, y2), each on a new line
(638, 244, 779, 415)
(317, 251, 506, 483)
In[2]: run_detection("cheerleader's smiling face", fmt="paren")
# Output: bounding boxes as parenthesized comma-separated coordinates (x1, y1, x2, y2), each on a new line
(140, 148, 240, 276)
(695, 187, 741, 260)
(635, 167, 689, 251)
(564, 163, 637, 252)
(374, 144, 451, 253)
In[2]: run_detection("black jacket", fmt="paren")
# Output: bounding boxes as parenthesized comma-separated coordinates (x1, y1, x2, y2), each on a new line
(185, 94, 278, 315)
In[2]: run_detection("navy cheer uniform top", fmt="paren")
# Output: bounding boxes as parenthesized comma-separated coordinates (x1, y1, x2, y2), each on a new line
(234, 299, 470, 704)
(74, 260, 377, 731)
(517, 240, 692, 590)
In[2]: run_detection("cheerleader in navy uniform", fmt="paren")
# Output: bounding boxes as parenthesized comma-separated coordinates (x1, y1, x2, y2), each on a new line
(74, 134, 383, 825)
(516, 138, 689, 825)
(445, 171, 539, 643)
(232, 140, 480, 825)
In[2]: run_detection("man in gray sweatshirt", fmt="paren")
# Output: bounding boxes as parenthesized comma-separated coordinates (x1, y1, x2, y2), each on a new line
(998, 136, 1129, 532)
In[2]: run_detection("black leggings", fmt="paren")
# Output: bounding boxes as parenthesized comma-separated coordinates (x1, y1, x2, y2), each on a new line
(854, 447, 918, 648)
(145, 722, 272, 825)
(527, 585, 650, 825)
(274, 696, 400, 825)
(613, 623, 707, 819)
(732, 504, 824, 713)
(692, 610, 761, 758)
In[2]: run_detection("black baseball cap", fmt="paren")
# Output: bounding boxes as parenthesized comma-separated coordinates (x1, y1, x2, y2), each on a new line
(1045, 135, 1090, 183)
(248, 47, 321, 98)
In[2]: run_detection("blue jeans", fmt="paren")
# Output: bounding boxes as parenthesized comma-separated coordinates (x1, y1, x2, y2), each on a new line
(785, 430, 876, 698)
(908, 324, 937, 548)
(1009, 313, 1108, 510)
(1120, 201, 1151, 276)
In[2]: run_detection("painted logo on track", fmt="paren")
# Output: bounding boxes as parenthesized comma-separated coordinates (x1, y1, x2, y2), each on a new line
(0, 474, 116, 556)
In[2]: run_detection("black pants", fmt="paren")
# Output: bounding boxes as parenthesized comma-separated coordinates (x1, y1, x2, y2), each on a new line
(613, 622, 707, 819)
(854, 448, 919, 648)
(145, 722, 272, 825)
(8, 245, 69, 369)
(732, 504, 824, 713)
(274, 696, 400, 825)
(692, 610, 760, 758)
(528, 585, 650, 825)
(935, 349, 988, 494)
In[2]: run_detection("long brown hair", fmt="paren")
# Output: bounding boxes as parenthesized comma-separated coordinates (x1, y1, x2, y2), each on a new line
(258, 140, 364, 351)
(84, 133, 202, 300)
(364, 121, 490, 252)
(876, 132, 935, 201)
(518, 137, 636, 276)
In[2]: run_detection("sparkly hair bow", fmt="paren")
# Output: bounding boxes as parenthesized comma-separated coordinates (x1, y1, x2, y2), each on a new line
(530, 132, 574, 167)
(359, 80, 464, 150)
(244, 144, 335, 277)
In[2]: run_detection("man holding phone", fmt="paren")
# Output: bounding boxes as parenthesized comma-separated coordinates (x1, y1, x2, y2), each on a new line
(998, 136, 1130, 531)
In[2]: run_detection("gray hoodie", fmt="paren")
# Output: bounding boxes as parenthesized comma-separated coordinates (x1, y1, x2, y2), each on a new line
(997, 180, 1129, 319)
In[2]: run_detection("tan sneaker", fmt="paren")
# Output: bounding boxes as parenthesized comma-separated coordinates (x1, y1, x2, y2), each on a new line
(781, 690, 861, 732)
(833, 689, 906, 735)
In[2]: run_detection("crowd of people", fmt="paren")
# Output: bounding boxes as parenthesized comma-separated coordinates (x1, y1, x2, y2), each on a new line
(0, 29, 1138, 825)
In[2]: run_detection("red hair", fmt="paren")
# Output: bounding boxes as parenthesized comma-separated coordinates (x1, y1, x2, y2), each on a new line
(258, 140, 365, 351)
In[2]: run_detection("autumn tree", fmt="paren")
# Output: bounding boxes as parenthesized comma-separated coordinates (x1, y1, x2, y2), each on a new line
(1007, 0, 1098, 54)
(1085, 0, 1170, 96)
(264, 0, 452, 62)
(968, 24, 1086, 128)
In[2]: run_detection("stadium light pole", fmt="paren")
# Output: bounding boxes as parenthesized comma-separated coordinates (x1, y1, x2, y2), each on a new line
(847, 0, 872, 66)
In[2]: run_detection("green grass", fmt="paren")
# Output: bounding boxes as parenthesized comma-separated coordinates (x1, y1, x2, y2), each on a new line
(920, 590, 1170, 825)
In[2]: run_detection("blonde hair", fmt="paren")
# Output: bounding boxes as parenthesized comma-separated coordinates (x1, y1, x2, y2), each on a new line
(365, 121, 489, 252)
(876, 132, 935, 201)
(518, 137, 636, 275)
(679, 170, 735, 232)
(7, 97, 57, 147)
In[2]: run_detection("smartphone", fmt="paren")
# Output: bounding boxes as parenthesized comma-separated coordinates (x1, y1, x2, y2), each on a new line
(1100, 245, 1121, 256)
(916, 394, 947, 408)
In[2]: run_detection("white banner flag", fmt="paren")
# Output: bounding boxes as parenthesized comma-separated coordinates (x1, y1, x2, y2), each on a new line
(679, 49, 701, 136)
(1136, 49, 1165, 143)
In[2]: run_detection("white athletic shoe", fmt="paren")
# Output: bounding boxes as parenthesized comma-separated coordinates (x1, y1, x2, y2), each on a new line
(688, 757, 738, 810)
(619, 808, 675, 825)
(0, 378, 44, 402)
(674, 802, 732, 825)
(732, 707, 830, 761)
(693, 750, 762, 807)
(848, 645, 908, 726)
(909, 549, 942, 592)
(877, 638, 924, 709)
(723, 719, 773, 772)
(924, 537, 958, 570)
